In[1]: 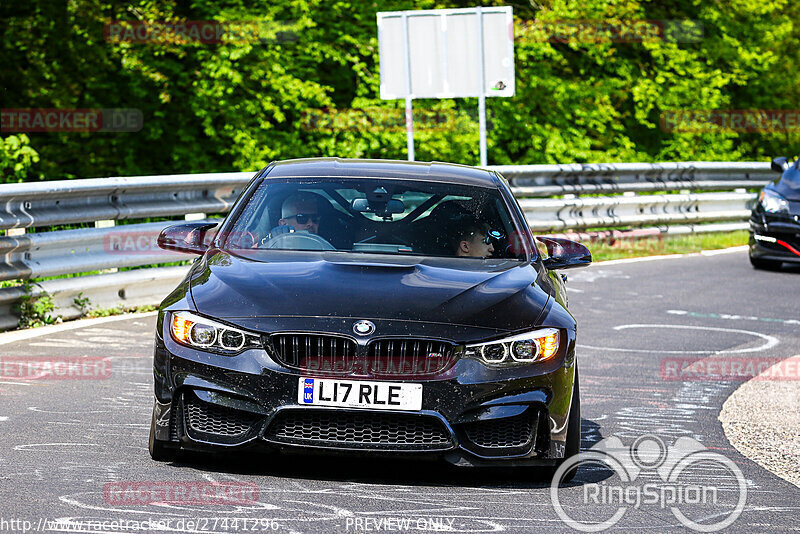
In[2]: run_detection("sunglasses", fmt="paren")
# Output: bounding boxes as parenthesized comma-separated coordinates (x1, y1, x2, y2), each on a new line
(289, 213, 320, 224)
(471, 229, 504, 244)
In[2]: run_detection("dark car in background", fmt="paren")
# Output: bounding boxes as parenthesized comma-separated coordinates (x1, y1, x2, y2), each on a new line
(148, 158, 591, 476)
(749, 156, 800, 269)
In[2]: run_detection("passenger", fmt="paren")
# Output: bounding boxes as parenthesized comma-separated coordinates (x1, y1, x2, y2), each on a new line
(454, 218, 496, 258)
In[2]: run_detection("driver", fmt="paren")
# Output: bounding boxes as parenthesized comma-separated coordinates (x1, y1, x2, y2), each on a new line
(454, 218, 496, 258)
(272, 193, 321, 235)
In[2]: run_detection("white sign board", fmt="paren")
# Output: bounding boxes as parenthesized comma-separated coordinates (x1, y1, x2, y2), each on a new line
(378, 7, 515, 99)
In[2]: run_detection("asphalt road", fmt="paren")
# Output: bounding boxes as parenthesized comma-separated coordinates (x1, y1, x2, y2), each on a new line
(0, 249, 798, 533)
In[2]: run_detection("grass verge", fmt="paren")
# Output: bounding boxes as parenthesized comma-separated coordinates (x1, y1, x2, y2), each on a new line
(84, 304, 159, 319)
(587, 230, 749, 262)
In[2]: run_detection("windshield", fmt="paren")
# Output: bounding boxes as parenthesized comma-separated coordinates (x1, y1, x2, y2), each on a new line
(220, 178, 527, 260)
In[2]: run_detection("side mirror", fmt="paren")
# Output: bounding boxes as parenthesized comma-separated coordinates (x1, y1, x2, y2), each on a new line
(771, 156, 789, 173)
(536, 237, 592, 270)
(386, 199, 405, 214)
(157, 222, 218, 255)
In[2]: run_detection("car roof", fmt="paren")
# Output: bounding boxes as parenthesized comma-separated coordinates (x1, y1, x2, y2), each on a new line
(262, 158, 501, 188)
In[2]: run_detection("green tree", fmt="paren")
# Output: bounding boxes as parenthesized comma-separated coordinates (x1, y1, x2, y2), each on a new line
(1, 0, 798, 181)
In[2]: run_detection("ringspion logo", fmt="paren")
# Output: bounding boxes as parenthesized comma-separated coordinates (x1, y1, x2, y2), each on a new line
(551, 435, 746, 532)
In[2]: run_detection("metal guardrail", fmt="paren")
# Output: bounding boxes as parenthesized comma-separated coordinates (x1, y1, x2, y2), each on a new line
(521, 191, 755, 231)
(499, 161, 772, 196)
(0, 221, 192, 281)
(0, 172, 252, 230)
(0, 162, 769, 330)
(0, 266, 188, 332)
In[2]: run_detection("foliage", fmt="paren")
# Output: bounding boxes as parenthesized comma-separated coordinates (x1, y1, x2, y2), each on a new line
(73, 292, 92, 317)
(0, 135, 41, 182)
(1, 0, 799, 182)
(14, 282, 61, 328)
(86, 304, 158, 318)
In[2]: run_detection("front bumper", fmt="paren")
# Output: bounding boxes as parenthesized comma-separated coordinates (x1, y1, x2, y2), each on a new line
(152, 318, 577, 467)
(749, 216, 800, 264)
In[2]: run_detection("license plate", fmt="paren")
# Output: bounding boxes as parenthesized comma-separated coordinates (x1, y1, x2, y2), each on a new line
(297, 377, 422, 411)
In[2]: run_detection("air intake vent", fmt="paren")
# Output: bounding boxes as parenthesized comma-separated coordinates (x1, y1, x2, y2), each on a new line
(168, 399, 182, 442)
(266, 409, 453, 450)
(462, 412, 535, 450)
(183, 393, 261, 440)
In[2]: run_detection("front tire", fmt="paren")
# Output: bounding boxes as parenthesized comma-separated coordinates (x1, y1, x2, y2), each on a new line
(533, 368, 581, 482)
(750, 255, 782, 270)
(558, 369, 581, 481)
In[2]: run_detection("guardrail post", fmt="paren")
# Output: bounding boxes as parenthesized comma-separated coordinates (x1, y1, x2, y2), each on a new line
(95, 220, 117, 273)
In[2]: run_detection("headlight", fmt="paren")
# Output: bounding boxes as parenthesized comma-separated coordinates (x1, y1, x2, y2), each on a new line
(760, 190, 789, 214)
(170, 311, 261, 354)
(463, 328, 561, 366)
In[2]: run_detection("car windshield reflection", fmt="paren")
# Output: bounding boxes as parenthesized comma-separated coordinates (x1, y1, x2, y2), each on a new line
(219, 178, 526, 260)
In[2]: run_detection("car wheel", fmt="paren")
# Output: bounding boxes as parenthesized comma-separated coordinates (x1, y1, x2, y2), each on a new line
(148, 405, 177, 462)
(557, 369, 581, 482)
(750, 255, 782, 270)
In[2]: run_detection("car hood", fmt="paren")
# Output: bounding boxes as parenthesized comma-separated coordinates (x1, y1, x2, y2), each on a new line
(188, 250, 549, 333)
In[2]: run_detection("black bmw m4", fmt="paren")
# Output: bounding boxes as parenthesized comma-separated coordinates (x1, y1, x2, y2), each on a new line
(749, 155, 800, 269)
(149, 158, 591, 475)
